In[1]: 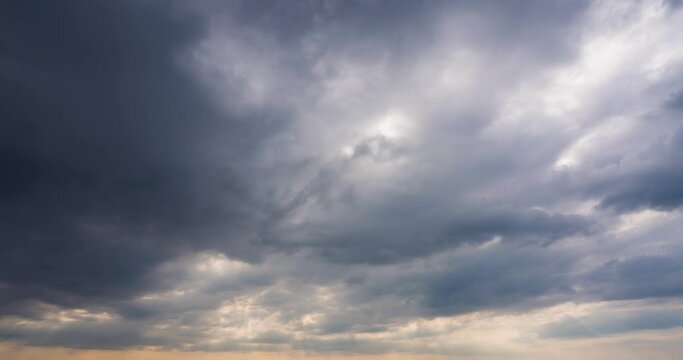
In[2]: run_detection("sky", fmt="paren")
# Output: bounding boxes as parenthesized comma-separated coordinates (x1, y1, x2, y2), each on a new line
(1, 0, 683, 359)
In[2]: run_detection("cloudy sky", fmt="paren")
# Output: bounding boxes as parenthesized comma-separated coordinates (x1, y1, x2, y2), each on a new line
(2, 0, 683, 359)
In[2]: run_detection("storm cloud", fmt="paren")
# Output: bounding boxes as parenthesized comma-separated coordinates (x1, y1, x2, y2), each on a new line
(1, 0, 683, 356)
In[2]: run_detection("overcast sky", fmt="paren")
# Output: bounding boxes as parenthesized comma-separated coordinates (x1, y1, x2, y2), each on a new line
(2, 1, 683, 359)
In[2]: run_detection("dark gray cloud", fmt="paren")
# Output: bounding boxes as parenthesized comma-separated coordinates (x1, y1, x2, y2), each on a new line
(591, 126, 683, 213)
(418, 245, 574, 315)
(665, 89, 683, 110)
(287, 200, 595, 264)
(585, 251, 683, 301)
(1, 0, 683, 355)
(541, 302, 683, 339)
(0, 320, 163, 349)
(0, 0, 277, 309)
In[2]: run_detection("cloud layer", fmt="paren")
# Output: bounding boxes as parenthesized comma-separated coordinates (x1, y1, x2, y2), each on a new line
(1, 0, 683, 356)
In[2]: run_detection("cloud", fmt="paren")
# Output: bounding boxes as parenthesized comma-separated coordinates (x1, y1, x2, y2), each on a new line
(541, 301, 683, 339)
(0, 0, 278, 310)
(594, 126, 683, 212)
(1, 0, 683, 356)
(585, 251, 683, 301)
